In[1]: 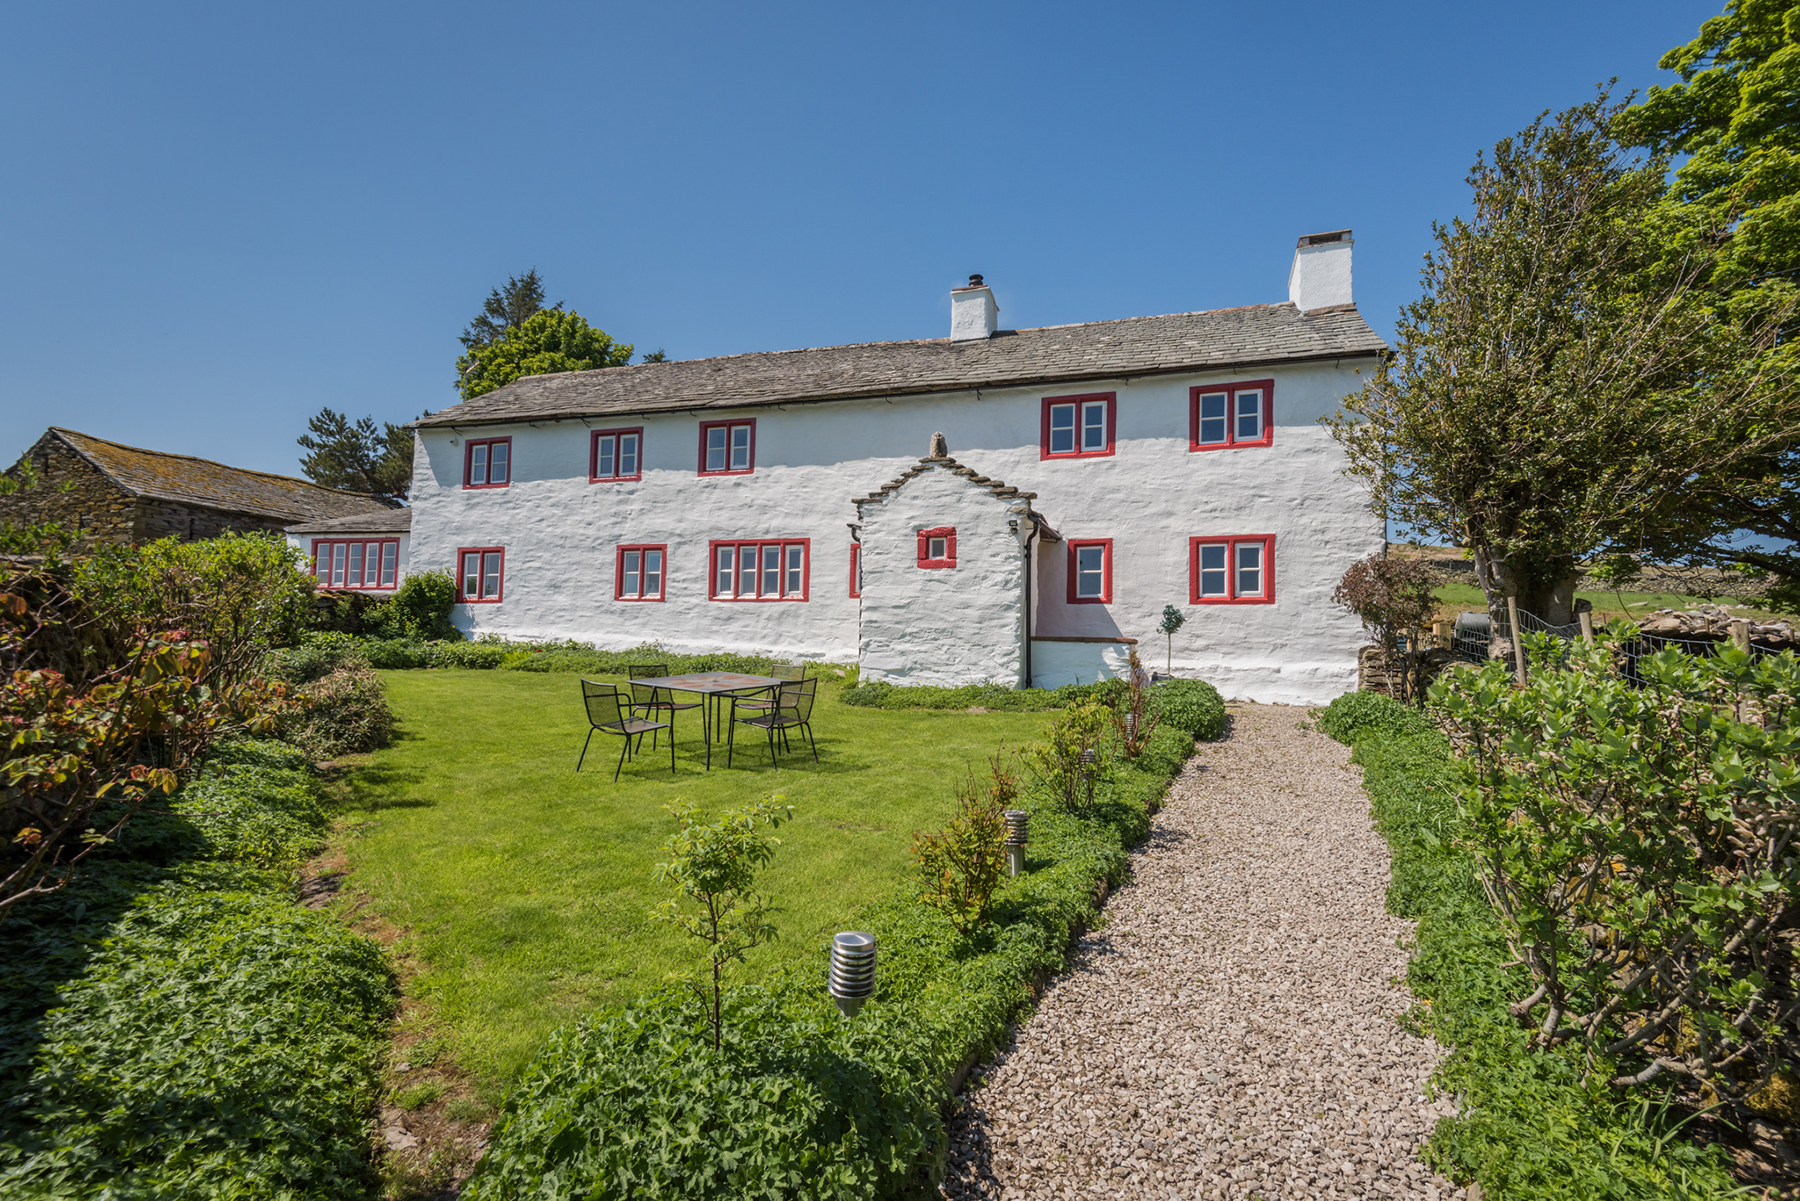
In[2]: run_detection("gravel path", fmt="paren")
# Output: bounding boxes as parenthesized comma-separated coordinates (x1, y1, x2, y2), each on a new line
(943, 703, 1461, 1201)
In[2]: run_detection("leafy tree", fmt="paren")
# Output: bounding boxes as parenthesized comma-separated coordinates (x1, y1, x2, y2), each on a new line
(1327, 94, 1795, 627)
(296, 409, 413, 501)
(454, 309, 634, 402)
(1612, 3, 1800, 608)
(654, 797, 790, 1051)
(1157, 604, 1185, 673)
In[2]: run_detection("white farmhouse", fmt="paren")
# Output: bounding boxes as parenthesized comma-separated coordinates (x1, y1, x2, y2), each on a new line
(401, 231, 1386, 704)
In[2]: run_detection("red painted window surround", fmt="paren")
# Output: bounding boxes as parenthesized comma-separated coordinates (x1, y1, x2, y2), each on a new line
(1040, 393, 1117, 460)
(708, 538, 809, 601)
(1066, 539, 1113, 604)
(615, 543, 667, 601)
(1189, 379, 1275, 452)
(917, 526, 957, 569)
(849, 543, 862, 598)
(590, 427, 644, 482)
(463, 437, 512, 488)
(1189, 534, 1276, 605)
(311, 538, 400, 590)
(457, 546, 506, 603)
(698, 419, 757, 476)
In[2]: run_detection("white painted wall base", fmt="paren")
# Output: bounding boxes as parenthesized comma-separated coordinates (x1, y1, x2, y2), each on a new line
(1028, 640, 1134, 689)
(1168, 655, 1357, 706)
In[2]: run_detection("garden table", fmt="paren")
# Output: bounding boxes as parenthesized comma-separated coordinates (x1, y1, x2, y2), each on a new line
(626, 671, 787, 770)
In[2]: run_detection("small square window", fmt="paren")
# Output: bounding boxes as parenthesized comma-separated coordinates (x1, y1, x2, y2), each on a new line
(699, 420, 756, 475)
(917, 527, 957, 569)
(1189, 535, 1275, 605)
(1190, 380, 1273, 451)
(1041, 394, 1116, 460)
(1066, 539, 1112, 603)
(464, 437, 512, 487)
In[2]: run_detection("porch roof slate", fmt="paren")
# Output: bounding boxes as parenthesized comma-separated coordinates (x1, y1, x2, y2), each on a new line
(414, 301, 1386, 429)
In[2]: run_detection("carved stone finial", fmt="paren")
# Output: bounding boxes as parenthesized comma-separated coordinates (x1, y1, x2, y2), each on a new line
(929, 431, 948, 459)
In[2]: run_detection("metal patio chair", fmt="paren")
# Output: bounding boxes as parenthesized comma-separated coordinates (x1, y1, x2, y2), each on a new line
(727, 676, 819, 768)
(626, 663, 701, 748)
(577, 679, 674, 782)
(728, 663, 806, 723)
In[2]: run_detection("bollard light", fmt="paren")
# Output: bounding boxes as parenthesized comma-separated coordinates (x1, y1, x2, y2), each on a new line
(1004, 809, 1029, 877)
(1078, 746, 1097, 784)
(828, 931, 877, 1018)
(1123, 713, 1138, 741)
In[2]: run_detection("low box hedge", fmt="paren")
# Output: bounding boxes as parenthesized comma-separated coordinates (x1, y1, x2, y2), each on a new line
(464, 685, 1217, 1199)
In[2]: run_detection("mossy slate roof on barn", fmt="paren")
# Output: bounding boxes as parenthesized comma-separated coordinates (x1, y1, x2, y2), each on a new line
(415, 301, 1388, 429)
(49, 428, 398, 523)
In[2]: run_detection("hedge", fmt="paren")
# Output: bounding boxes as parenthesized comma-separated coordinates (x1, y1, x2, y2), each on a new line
(463, 684, 1222, 1199)
(0, 741, 393, 1200)
(1317, 692, 1739, 1201)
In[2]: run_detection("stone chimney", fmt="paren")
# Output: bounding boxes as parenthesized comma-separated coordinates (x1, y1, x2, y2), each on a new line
(1288, 230, 1353, 312)
(950, 274, 998, 341)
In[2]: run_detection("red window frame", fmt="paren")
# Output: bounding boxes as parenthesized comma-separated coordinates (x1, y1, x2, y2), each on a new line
(1189, 534, 1276, 605)
(1040, 392, 1117, 460)
(698, 419, 757, 476)
(310, 538, 400, 590)
(917, 526, 957, 569)
(463, 436, 513, 488)
(708, 538, 810, 601)
(1189, 379, 1274, 451)
(849, 543, 862, 598)
(457, 546, 506, 603)
(590, 427, 644, 483)
(614, 543, 667, 601)
(1066, 539, 1113, 604)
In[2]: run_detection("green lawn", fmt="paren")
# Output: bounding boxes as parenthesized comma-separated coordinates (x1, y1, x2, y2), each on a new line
(336, 670, 1053, 1093)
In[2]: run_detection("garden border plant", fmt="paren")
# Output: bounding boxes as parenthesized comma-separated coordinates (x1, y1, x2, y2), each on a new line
(1318, 689, 1745, 1200)
(460, 677, 1227, 1199)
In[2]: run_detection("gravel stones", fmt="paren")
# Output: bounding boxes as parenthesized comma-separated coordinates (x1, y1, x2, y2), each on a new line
(943, 704, 1460, 1201)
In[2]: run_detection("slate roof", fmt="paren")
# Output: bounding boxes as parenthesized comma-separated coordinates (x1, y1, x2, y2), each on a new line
(49, 429, 399, 523)
(416, 302, 1387, 429)
(852, 433, 1060, 541)
(285, 508, 413, 536)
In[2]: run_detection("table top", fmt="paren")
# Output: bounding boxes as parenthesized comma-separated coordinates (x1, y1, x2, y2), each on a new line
(632, 671, 787, 694)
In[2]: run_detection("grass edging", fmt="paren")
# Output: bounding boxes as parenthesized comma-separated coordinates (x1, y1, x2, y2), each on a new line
(1318, 692, 1741, 1200)
(461, 686, 1224, 1199)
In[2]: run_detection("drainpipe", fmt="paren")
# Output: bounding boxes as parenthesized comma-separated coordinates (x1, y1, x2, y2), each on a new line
(1021, 518, 1036, 689)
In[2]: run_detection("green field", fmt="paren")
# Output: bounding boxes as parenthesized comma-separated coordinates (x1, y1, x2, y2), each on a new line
(335, 670, 1053, 1092)
(1432, 579, 1786, 624)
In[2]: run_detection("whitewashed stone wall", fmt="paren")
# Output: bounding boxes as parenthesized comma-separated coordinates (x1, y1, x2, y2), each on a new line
(406, 357, 1383, 703)
(857, 463, 1029, 687)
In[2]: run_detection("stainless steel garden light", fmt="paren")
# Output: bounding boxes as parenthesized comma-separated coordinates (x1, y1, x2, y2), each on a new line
(1078, 746, 1097, 784)
(1004, 809, 1029, 877)
(828, 931, 877, 1018)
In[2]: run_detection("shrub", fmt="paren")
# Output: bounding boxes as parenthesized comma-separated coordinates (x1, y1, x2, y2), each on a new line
(840, 679, 1115, 711)
(360, 636, 432, 669)
(1151, 678, 1226, 740)
(912, 772, 1009, 935)
(1111, 648, 1161, 758)
(425, 640, 515, 670)
(281, 662, 396, 759)
(368, 567, 461, 641)
(1333, 553, 1440, 703)
(1315, 689, 1435, 744)
(1328, 706, 1740, 1198)
(0, 743, 392, 1199)
(1436, 637, 1800, 1116)
(262, 629, 368, 684)
(1030, 700, 1113, 811)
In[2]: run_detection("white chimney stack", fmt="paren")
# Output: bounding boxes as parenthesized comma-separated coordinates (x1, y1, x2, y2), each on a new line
(950, 274, 998, 340)
(1288, 230, 1353, 312)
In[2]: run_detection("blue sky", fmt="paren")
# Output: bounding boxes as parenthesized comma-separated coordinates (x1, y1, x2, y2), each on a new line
(0, 1, 1722, 477)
